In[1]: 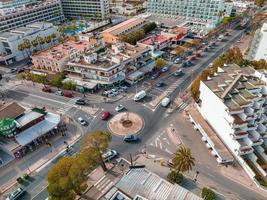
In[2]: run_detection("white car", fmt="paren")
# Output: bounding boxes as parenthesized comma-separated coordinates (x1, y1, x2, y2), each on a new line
(78, 117, 87, 126)
(102, 149, 118, 162)
(6, 187, 25, 200)
(161, 97, 171, 107)
(161, 66, 169, 72)
(115, 104, 125, 112)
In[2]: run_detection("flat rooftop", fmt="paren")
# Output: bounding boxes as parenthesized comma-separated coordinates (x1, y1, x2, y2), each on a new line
(188, 108, 234, 162)
(69, 58, 118, 70)
(32, 39, 91, 61)
(16, 111, 44, 128)
(102, 17, 146, 36)
(140, 34, 169, 46)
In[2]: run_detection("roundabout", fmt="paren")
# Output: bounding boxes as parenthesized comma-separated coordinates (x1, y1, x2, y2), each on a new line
(107, 112, 144, 137)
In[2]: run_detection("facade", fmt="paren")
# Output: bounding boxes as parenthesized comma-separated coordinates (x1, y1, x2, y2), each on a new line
(61, 0, 109, 20)
(248, 23, 267, 61)
(109, 0, 145, 15)
(101, 17, 148, 43)
(147, 0, 225, 29)
(0, 22, 59, 65)
(0, 0, 34, 9)
(0, 0, 64, 32)
(198, 64, 267, 182)
(31, 37, 98, 73)
(65, 42, 152, 86)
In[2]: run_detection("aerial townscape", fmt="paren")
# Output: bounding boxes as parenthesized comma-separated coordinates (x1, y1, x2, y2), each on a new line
(1, 0, 267, 200)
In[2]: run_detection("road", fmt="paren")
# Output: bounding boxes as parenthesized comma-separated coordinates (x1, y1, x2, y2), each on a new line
(2, 23, 264, 200)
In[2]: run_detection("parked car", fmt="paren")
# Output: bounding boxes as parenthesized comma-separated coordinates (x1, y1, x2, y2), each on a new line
(186, 60, 193, 66)
(78, 117, 87, 126)
(174, 57, 182, 64)
(120, 85, 128, 90)
(64, 91, 73, 98)
(55, 90, 63, 96)
(151, 73, 159, 80)
(173, 69, 183, 77)
(10, 68, 17, 73)
(102, 149, 118, 162)
(156, 81, 164, 87)
(123, 134, 139, 142)
(115, 104, 125, 112)
(161, 66, 169, 72)
(42, 86, 52, 93)
(181, 62, 188, 68)
(75, 99, 86, 105)
(6, 187, 25, 200)
(100, 111, 110, 120)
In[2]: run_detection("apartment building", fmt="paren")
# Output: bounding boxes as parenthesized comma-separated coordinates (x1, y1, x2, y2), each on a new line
(65, 42, 152, 86)
(31, 38, 98, 73)
(61, 0, 109, 20)
(0, 22, 59, 65)
(101, 17, 148, 43)
(248, 23, 267, 61)
(0, 0, 65, 32)
(0, 0, 34, 9)
(147, 0, 225, 29)
(198, 64, 267, 182)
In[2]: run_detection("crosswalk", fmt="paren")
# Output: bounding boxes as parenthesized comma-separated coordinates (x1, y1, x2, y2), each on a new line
(57, 97, 79, 114)
(94, 176, 114, 194)
(149, 130, 174, 155)
(165, 80, 180, 94)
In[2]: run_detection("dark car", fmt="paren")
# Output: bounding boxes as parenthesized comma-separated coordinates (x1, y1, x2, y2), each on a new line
(64, 91, 73, 98)
(75, 99, 86, 105)
(123, 134, 139, 142)
(151, 73, 159, 80)
(42, 86, 52, 93)
(186, 60, 193, 66)
(173, 69, 183, 77)
(181, 62, 188, 68)
(156, 81, 165, 87)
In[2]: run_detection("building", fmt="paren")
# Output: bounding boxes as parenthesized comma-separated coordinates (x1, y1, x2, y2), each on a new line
(0, 0, 34, 9)
(109, 0, 146, 15)
(147, 0, 225, 29)
(61, 0, 109, 20)
(65, 42, 152, 87)
(0, 0, 64, 32)
(248, 23, 267, 61)
(0, 22, 59, 65)
(102, 168, 202, 200)
(197, 64, 267, 183)
(31, 38, 95, 73)
(101, 17, 148, 43)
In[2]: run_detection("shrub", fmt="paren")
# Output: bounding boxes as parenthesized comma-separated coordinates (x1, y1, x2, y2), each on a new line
(167, 171, 183, 184)
(62, 80, 76, 90)
(23, 174, 30, 179)
(201, 187, 216, 200)
(17, 177, 23, 183)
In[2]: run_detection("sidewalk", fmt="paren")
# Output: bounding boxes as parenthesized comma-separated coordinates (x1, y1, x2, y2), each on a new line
(0, 121, 80, 194)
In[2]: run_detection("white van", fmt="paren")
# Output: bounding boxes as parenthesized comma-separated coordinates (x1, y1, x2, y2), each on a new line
(134, 90, 146, 101)
(161, 97, 170, 107)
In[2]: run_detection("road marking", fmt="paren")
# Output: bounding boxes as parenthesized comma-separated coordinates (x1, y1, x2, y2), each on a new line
(165, 148, 173, 155)
(159, 142, 162, 149)
(163, 138, 170, 145)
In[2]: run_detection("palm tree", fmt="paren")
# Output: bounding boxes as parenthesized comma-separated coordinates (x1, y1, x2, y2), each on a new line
(172, 146, 195, 173)
(31, 38, 39, 49)
(37, 36, 45, 49)
(50, 33, 57, 44)
(45, 35, 52, 45)
(22, 39, 31, 57)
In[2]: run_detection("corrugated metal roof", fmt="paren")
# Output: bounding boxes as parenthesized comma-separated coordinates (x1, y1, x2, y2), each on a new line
(115, 169, 202, 200)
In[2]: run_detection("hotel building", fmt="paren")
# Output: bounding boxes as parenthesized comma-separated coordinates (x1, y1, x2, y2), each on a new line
(0, 0, 64, 32)
(198, 64, 267, 183)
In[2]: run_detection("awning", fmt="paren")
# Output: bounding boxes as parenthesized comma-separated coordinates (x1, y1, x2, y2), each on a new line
(15, 113, 60, 146)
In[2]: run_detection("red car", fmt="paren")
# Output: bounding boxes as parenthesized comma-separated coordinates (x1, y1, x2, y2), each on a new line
(100, 111, 110, 120)
(42, 86, 52, 93)
(64, 91, 73, 98)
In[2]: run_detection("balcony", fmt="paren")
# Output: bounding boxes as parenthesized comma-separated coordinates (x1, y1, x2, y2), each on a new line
(247, 124, 257, 131)
(231, 132, 248, 140)
(238, 146, 254, 156)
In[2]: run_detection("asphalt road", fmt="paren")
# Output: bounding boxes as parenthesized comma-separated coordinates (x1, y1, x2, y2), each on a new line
(3, 25, 261, 200)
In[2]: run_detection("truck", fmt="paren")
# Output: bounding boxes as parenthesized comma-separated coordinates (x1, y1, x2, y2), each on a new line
(134, 90, 146, 101)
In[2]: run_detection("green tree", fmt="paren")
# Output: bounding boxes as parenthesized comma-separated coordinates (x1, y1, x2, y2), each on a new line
(62, 80, 76, 90)
(37, 36, 45, 49)
(45, 35, 52, 44)
(201, 187, 216, 200)
(81, 131, 112, 171)
(22, 39, 32, 56)
(167, 171, 183, 184)
(144, 22, 157, 33)
(154, 58, 166, 70)
(50, 73, 65, 88)
(173, 46, 185, 55)
(51, 33, 57, 44)
(31, 38, 39, 49)
(58, 26, 66, 37)
(172, 146, 195, 173)
(17, 43, 25, 58)
(254, 0, 265, 7)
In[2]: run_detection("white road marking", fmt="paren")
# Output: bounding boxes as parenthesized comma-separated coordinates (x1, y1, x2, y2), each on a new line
(165, 148, 173, 155)
(159, 141, 162, 149)
(163, 138, 170, 145)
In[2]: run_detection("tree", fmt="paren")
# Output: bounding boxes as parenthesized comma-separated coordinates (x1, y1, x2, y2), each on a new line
(17, 43, 25, 58)
(22, 39, 32, 56)
(31, 38, 39, 48)
(45, 35, 52, 44)
(62, 80, 76, 90)
(167, 171, 183, 184)
(47, 156, 77, 200)
(50, 73, 65, 88)
(144, 22, 157, 33)
(254, 0, 265, 7)
(58, 26, 66, 37)
(172, 146, 195, 173)
(174, 46, 185, 55)
(37, 36, 45, 49)
(154, 58, 166, 70)
(81, 131, 111, 171)
(201, 187, 216, 200)
(51, 33, 57, 44)
(251, 59, 267, 70)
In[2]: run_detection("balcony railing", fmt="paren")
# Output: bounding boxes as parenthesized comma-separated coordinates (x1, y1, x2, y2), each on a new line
(238, 146, 254, 156)
(231, 132, 248, 140)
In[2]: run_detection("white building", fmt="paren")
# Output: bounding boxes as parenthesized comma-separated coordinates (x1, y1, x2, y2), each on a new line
(248, 23, 267, 61)
(147, 0, 226, 29)
(0, 22, 59, 65)
(198, 64, 267, 183)
(61, 0, 109, 20)
(109, 0, 146, 16)
(0, 0, 65, 32)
